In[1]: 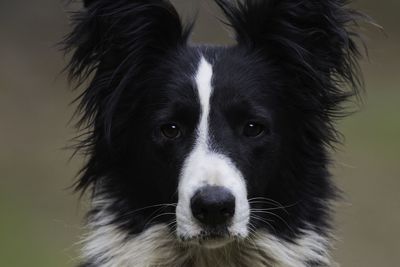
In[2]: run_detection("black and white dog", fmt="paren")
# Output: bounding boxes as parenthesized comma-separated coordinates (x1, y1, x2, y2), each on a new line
(64, 0, 365, 266)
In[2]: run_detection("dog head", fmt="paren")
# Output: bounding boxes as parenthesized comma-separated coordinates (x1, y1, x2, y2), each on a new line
(65, 0, 363, 248)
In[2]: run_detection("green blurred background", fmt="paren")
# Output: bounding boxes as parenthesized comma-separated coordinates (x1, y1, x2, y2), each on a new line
(0, 0, 398, 266)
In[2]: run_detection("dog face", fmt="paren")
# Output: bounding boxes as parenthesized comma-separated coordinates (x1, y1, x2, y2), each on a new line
(100, 47, 284, 246)
(65, 0, 363, 251)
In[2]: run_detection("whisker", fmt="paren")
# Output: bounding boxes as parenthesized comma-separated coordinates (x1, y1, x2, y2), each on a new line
(248, 197, 285, 206)
(250, 210, 295, 235)
(143, 212, 176, 228)
(248, 200, 299, 214)
(250, 214, 277, 235)
(114, 203, 177, 220)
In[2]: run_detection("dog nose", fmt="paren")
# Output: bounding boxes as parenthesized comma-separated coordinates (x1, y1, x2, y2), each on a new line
(190, 186, 235, 226)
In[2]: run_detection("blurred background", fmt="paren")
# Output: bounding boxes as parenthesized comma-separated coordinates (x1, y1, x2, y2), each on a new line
(0, 0, 398, 266)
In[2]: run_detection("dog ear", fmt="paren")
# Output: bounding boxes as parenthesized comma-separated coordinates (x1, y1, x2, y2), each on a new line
(63, 0, 191, 136)
(63, 0, 191, 192)
(65, 0, 191, 81)
(215, 0, 365, 110)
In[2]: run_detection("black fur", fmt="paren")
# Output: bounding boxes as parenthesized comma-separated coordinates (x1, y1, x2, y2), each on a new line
(64, 0, 365, 265)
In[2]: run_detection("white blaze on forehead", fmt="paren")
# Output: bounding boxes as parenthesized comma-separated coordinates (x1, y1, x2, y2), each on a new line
(195, 57, 213, 146)
(176, 56, 250, 239)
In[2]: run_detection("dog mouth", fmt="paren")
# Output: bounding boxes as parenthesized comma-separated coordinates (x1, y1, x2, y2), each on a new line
(179, 227, 237, 249)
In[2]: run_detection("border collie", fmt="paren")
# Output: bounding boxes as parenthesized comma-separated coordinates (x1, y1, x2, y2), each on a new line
(64, 0, 365, 266)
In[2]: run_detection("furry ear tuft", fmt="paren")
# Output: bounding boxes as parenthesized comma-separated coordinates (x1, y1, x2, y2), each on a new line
(214, 0, 370, 151)
(62, 0, 192, 193)
(215, 0, 367, 142)
(215, 0, 365, 94)
(64, 0, 191, 83)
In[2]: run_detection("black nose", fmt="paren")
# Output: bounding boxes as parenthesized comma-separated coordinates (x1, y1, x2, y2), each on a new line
(190, 186, 235, 226)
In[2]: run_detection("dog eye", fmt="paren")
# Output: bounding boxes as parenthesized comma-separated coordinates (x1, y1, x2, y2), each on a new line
(161, 123, 181, 139)
(243, 122, 265, 138)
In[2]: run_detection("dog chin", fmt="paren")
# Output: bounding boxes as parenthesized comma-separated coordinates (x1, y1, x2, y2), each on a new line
(183, 235, 234, 249)
(180, 228, 240, 249)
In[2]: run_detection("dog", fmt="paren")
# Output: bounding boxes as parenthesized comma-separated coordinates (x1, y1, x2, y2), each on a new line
(64, 0, 365, 266)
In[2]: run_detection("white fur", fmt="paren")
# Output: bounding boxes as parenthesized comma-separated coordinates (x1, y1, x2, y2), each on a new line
(252, 229, 336, 267)
(82, 210, 334, 267)
(176, 56, 250, 240)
